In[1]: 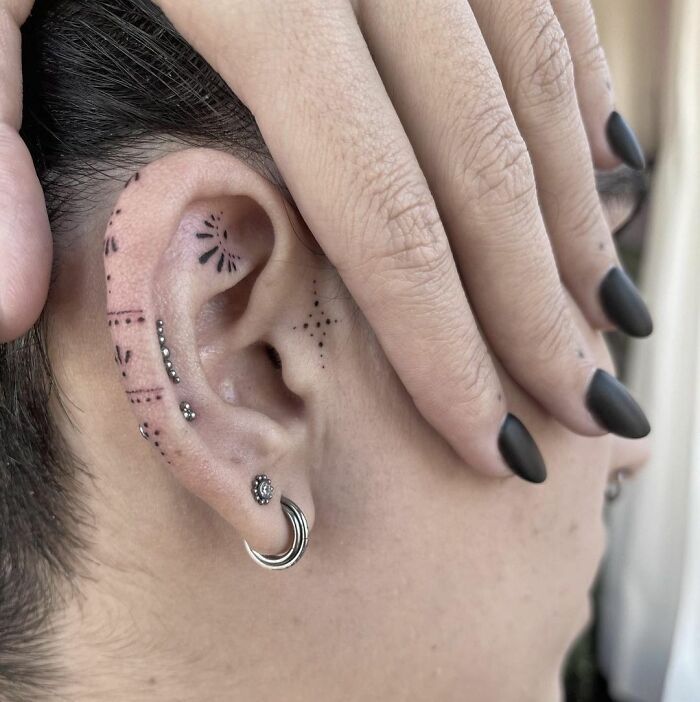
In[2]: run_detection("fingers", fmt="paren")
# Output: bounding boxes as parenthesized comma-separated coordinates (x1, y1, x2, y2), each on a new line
(468, 0, 651, 336)
(356, 0, 613, 437)
(550, 0, 646, 171)
(156, 0, 547, 482)
(0, 1, 52, 342)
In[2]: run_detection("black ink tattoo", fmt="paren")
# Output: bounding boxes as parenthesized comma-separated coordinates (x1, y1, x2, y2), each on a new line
(124, 171, 140, 188)
(195, 214, 240, 274)
(126, 387, 164, 404)
(114, 345, 132, 378)
(292, 279, 340, 367)
(104, 236, 119, 256)
(107, 309, 146, 327)
(139, 423, 172, 464)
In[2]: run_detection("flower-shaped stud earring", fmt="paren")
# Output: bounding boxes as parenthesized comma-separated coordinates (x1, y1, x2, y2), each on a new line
(252, 474, 274, 505)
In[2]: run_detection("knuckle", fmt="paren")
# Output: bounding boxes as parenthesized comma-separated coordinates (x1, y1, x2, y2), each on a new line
(417, 332, 497, 423)
(563, 187, 604, 240)
(383, 199, 446, 275)
(461, 113, 536, 216)
(458, 341, 499, 417)
(516, 10, 576, 107)
(357, 166, 452, 281)
(530, 296, 575, 364)
(578, 35, 610, 79)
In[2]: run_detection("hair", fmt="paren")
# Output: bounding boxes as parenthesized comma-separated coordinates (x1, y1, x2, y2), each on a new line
(1, 2, 273, 699)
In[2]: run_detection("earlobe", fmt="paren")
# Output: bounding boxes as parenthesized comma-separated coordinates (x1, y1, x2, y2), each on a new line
(103, 149, 316, 557)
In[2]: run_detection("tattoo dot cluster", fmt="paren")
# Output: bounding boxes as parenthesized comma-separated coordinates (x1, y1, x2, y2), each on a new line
(104, 207, 123, 256)
(156, 319, 180, 384)
(127, 387, 164, 404)
(139, 422, 172, 465)
(107, 309, 146, 327)
(291, 280, 339, 369)
(195, 213, 241, 274)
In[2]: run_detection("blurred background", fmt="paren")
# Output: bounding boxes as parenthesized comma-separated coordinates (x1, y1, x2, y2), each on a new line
(565, 0, 699, 701)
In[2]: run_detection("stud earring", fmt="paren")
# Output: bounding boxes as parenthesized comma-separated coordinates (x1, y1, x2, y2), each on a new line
(180, 401, 196, 422)
(156, 319, 180, 384)
(252, 474, 274, 505)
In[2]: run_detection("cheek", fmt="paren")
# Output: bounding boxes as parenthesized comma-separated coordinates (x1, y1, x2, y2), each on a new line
(436, 428, 613, 680)
(316, 422, 613, 694)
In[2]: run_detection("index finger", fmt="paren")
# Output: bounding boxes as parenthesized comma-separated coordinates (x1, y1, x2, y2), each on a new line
(155, 0, 547, 483)
(0, 0, 52, 342)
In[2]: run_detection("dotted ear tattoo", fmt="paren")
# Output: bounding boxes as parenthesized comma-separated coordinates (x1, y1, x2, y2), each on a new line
(157, 320, 180, 384)
(252, 474, 274, 505)
(291, 280, 340, 369)
(138, 423, 173, 465)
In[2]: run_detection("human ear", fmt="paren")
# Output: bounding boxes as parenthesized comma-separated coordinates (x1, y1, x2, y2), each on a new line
(104, 148, 321, 556)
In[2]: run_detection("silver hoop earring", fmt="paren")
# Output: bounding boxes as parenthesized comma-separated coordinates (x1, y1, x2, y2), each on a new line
(244, 496, 309, 570)
(605, 470, 627, 503)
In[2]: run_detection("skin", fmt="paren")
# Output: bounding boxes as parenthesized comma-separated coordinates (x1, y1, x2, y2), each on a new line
(44, 148, 649, 701)
(0, 0, 648, 482)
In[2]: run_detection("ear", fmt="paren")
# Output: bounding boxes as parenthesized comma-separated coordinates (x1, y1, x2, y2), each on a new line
(103, 148, 327, 555)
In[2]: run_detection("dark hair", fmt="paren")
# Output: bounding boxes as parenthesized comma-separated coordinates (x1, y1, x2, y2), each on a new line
(1, 2, 271, 698)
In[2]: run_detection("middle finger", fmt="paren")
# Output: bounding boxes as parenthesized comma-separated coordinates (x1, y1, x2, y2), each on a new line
(356, 0, 613, 437)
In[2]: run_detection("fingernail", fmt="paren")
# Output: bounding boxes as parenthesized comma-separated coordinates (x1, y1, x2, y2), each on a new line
(599, 267, 653, 338)
(498, 414, 547, 484)
(586, 369, 651, 439)
(606, 111, 646, 171)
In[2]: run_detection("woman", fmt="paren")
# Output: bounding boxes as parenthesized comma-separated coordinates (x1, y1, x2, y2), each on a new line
(0, 2, 651, 700)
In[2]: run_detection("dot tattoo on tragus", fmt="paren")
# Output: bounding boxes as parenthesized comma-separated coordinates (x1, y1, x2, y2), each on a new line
(291, 279, 340, 369)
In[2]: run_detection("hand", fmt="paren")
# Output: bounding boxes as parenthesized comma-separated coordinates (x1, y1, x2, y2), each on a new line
(0, 0, 52, 340)
(1, 0, 651, 483)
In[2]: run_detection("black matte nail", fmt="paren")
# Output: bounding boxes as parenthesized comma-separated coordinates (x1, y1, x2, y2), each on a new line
(607, 111, 646, 171)
(586, 370, 650, 439)
(498, 414, 547, 484)
(600, 267, 653, 338)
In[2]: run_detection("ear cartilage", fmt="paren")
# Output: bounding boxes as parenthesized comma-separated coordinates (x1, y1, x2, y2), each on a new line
(252, 474, 274, 505)
(179, 401, 196, 422)
(156, 319, 181, 384)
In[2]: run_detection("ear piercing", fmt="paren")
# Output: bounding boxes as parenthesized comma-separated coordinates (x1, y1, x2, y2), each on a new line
(606, 469, 629, 503)
(244, 496, 309, 570)
(156, 319, 180, 384)
(252, 474, 274, 505)
(180, 401, 196, 422)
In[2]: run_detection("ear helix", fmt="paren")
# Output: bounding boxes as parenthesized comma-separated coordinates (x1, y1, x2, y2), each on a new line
(103, 154, 311, 569)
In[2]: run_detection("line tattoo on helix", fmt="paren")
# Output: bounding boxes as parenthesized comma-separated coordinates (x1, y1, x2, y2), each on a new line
(157, 319, 180, 384)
